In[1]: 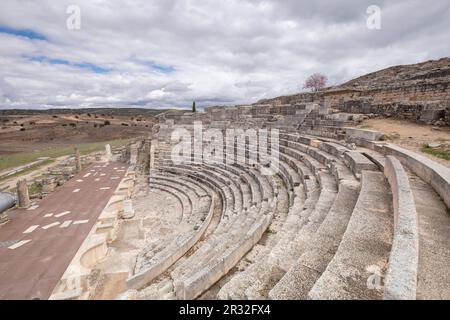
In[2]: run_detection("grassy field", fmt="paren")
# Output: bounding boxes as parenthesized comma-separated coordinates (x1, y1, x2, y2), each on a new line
(0, 139, 133, 172)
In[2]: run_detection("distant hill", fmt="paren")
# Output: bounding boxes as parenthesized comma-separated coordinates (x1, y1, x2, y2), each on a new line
(0, 108, 172, 117)
(336, 57, 450, 90)
(258, 57, 450, 105)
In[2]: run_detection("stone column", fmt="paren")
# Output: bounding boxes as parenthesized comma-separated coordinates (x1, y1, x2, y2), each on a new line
(75, 147, 82, 173)
(17, 179, 30, 208)
(105, 144, 112, 161)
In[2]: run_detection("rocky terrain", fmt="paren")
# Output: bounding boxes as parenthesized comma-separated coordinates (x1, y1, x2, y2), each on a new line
(259, 57, 450, 126)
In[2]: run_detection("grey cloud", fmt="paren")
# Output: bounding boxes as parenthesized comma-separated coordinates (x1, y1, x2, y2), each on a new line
(0, 0, 448, 109)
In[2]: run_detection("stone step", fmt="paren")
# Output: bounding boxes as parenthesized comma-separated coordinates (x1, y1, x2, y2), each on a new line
(149, 184, 192, 219)
(275, 171, 338, 272)
(269, 179, 361, 299)
(408, 171, 450, 299)
(158, 165, 235, 217)
(174, 205, 273, 299)
(308, 171, 393, 300)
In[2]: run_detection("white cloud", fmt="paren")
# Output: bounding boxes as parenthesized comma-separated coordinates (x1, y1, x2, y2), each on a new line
(0, 0, 449, 109)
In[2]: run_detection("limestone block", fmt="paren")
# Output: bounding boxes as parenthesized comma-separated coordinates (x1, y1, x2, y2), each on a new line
(345, 127, 383, 141)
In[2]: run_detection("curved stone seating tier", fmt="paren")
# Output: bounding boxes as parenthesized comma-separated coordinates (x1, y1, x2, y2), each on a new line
(218, 164, 256, 208)
(150, 177, 211, 226)
(308, 171, 393, 300)
(278, 143, 327, 176)
(153, 164, 229, 219)
(150, 173, 210, 199)
(271, 148, 318, 199)
(279, 135, 371, 183)
(248, 167, 274, 202)
(301, 125, 345, 140)
(268, 179, 361, 299)
(158, 164, 236, 218)
(343, 151, 379, 177)
(217, 171, 340, 299)
(230, 144, 298, 205)
(149, 115, 450, 301)
(173, 202, 273, 300)
(190, 165, 243, 214)
(170, 195, 273, 279)
(217, 171, 338, 299)
(159, 147, 278, 210)
(150, 184, 192, 221)
(383, 144, 450, 208)
(127, 180, 214, 290)
(402, 167, 450, 299)
(159, 159, 250, 216)
(158, 150, 251, 213)
(383, 156, 418, 300)
(205, 162, 274, 209)
(269, 171, 338, 272)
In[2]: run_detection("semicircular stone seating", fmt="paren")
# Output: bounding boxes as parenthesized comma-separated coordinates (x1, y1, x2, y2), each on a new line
(128, 105, 450, 300)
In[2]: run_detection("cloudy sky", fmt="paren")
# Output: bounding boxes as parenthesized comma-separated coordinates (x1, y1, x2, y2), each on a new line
(0, 0, 449, 110)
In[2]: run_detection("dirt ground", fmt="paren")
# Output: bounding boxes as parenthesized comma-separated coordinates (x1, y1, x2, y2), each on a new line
(0, 113, 155, 155)
(357, 118, 450, 167)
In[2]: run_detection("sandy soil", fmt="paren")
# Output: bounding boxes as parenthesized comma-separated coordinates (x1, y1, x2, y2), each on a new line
(357, 118, 450, 167)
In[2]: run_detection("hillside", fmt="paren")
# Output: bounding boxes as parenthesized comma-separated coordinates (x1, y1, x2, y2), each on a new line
(337, 57, 450, 90)
(257, 57, 450, 126)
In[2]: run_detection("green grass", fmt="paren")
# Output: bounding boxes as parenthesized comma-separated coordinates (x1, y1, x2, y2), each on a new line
(0, 139, 132, 172)
(421, 145, 450, 161)
(0, 159, 54, 183)
(29, 182, 43, 195)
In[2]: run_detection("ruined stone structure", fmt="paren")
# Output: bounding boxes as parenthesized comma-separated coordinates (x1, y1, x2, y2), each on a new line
(16, 179, 30, 208)
(259, 58, 450, 126)
(75, 147, 82, 173)
(120, 97, 450, 301)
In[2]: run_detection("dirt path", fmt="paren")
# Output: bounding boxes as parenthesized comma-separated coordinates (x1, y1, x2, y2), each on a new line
(357, 118, 450, 167)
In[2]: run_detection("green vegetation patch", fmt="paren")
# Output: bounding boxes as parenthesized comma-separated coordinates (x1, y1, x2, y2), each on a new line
(29, 182, 43, 195)
(421, 145, 450, 161)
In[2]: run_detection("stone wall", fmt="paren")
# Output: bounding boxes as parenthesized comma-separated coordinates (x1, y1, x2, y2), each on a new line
(254, 58, 450, 126)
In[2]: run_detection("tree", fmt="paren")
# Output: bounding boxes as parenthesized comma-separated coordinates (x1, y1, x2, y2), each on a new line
(192, 101, 196, 113)
(303, 73, 328, 92)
